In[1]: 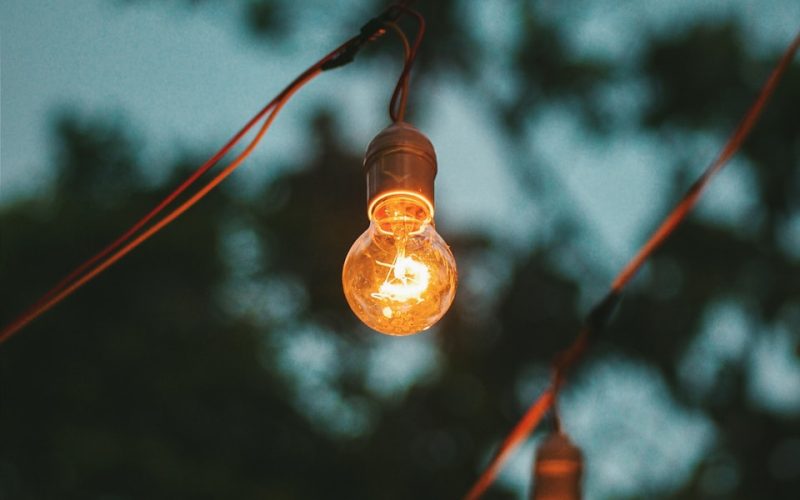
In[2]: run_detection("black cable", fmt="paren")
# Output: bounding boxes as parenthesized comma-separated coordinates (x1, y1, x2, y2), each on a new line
(321, 4, 406, 71)
(388, 5, 425, 122)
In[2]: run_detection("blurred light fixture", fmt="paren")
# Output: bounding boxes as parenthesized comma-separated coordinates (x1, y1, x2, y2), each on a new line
(531, 431, 584, 500)
(342, 122, 457, 335)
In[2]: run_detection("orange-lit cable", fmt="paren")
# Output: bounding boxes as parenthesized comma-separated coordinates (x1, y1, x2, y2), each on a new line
(386, 21, 412, 67)
(0, 12, 405, 344)
(464, 30, 800, 500)
(28, 30, 370, 312)
(610, 31, 800, 292)
(21, 102, 277, 316)
(0, 0, 424, 343)
(465, 389, 555, 500)
(0, 69, 318, 344)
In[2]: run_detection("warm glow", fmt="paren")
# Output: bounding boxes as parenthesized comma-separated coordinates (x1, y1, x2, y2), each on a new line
(342, 195, 457, 335)
(373, 253, 431, 303)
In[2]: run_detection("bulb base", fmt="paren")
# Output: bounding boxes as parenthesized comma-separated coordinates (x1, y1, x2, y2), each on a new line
(364, 122, 437, 218)
(531, 432, 584, 500)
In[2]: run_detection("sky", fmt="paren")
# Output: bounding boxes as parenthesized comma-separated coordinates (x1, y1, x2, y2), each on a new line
(2, 0, 799, 497)
(0, 0, 525, 245)
(0, 0, 800, 258)
(3, 0, 799, 254)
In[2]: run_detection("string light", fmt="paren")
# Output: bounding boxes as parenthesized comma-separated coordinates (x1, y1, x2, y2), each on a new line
(340, 6, 458, 336)
(464, 29, 800, 500)
(342, 123, 457, 335)
(531, 431, 584, 500)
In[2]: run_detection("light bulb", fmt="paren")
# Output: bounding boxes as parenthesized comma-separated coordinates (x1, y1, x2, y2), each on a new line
(342, 123, 457, 335)
(532, 432, 583, 500)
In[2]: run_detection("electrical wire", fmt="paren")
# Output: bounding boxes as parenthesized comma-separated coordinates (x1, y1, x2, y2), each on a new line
(386, 21, 412, 70)
(385, 21, 413, 122)
(388, 5, 425, 122)
(11, 101, 279, 333)
(0, 67, 320, 345)
(0, 2, 414, 344)
(464, 29, 800, 500)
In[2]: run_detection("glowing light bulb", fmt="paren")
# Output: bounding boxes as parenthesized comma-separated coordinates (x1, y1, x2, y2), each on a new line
(342, 123, 457, 335)
(343, 196, 457, 334)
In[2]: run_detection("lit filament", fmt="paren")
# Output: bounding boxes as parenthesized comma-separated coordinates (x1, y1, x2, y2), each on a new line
(371, 252, 430, 307)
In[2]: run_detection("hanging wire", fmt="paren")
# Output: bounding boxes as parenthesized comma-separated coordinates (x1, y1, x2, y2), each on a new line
(6, 92, 286, 340)
(0, 71, 316, 344)
(0, 3, 417, 344)
(385, 20, 413, 121)
(386, 21, 413, 59)
(388, 5, 426, 122)
(0, 61, 322, 344)
(464, 29, 800, 500)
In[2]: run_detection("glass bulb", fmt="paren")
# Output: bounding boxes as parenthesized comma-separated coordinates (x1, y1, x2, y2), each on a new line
(342, 195, 457, 335)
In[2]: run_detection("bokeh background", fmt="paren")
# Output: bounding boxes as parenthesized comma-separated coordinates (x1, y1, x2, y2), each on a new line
(2, 0, 800, 498)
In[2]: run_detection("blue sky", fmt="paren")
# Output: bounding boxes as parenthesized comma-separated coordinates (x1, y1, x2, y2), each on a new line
(3, 0, 799, 254)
